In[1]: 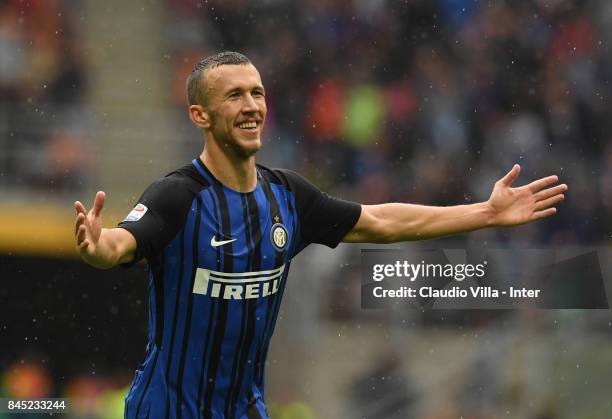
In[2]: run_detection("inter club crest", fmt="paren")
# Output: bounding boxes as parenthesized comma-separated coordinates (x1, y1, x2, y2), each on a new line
(270, 223, 288, 251)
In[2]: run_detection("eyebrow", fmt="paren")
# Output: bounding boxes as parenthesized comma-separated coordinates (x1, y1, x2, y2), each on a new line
(223, 84, 265, 96)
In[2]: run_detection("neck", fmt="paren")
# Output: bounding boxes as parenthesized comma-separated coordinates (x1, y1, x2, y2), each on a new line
(200, 135, 257, 193)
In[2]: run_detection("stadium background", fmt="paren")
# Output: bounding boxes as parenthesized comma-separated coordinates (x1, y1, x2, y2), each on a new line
(1, 0, 611, 417)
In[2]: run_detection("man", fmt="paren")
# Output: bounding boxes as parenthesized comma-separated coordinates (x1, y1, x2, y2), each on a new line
(74, 51, 567, 418)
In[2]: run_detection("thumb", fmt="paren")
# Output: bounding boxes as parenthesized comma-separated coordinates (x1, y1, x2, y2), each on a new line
(500, 164, 521, 186)
(92, 191, 106, 217)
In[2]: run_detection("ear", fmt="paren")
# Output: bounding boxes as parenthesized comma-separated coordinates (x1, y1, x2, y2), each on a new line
(188, 104, 211, 129)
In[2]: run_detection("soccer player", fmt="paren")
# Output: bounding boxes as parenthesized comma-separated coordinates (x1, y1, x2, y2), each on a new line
(73, 52, 567, 418)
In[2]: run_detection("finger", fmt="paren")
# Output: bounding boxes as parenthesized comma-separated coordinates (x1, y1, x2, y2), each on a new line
(75, 201, 87, 215)
(535, 194, 564, 211)
(74, 213, 86, 236)
(499, 164, 521, 186)
(92, 191, 106, 217)
(528, 175, 559, 193)
(77, 224, 87, 244)
(531, 207, 557, 220)
(534, 184, 568, 201)
(79, 239, 90, 250)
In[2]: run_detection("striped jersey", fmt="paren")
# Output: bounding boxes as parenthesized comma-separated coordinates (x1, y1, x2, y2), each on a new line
(119, 158, 361, 419)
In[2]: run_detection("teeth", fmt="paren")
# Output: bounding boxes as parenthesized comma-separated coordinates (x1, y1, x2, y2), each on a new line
(238, 122, 257, 129)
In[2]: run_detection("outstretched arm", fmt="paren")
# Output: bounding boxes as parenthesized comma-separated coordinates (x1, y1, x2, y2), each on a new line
(343, 164, 567, 243)
(74, 191, 137, 268)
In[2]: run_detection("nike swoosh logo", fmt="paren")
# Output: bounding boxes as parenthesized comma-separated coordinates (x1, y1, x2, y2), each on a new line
(210, 236, 237, 247)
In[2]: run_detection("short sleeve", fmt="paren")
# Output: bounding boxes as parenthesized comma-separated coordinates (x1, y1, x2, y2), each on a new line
(275, 169, 361, 249)
(118, 173, 196, 264)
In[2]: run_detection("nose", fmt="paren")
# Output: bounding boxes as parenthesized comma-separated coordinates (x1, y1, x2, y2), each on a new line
(241, 93, 258, 112)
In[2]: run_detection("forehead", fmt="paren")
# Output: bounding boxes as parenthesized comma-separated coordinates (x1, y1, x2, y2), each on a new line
(205, 64, 263, 95)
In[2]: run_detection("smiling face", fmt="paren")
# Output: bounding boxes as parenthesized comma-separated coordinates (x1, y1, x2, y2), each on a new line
(198, 63, 267, 158)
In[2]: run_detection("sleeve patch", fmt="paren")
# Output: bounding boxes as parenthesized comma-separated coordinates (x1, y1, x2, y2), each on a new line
(123, 203, 148, 222)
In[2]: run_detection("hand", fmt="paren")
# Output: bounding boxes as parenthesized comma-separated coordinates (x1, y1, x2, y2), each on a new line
(74, 191, 106, 263)
(487, 164, 567, 226)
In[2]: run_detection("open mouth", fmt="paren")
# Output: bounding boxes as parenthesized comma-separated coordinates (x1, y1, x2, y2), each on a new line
(236, 121, 260, 132)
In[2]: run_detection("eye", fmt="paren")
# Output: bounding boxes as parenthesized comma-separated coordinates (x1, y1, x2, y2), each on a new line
(253, 90, 265, 98)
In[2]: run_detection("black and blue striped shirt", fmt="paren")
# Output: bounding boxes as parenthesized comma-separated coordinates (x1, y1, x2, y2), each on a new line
(119, 158, 361, 419)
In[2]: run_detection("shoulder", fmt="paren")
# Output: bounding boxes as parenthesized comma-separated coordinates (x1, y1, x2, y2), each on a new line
(137, 164, 210, 217)
(256, 164, 312, 191)
(146, 164, 209, 196)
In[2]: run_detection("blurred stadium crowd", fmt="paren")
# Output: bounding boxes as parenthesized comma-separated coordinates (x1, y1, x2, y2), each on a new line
(0, 0, 91, 195)
(1, 0, 611, 418)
